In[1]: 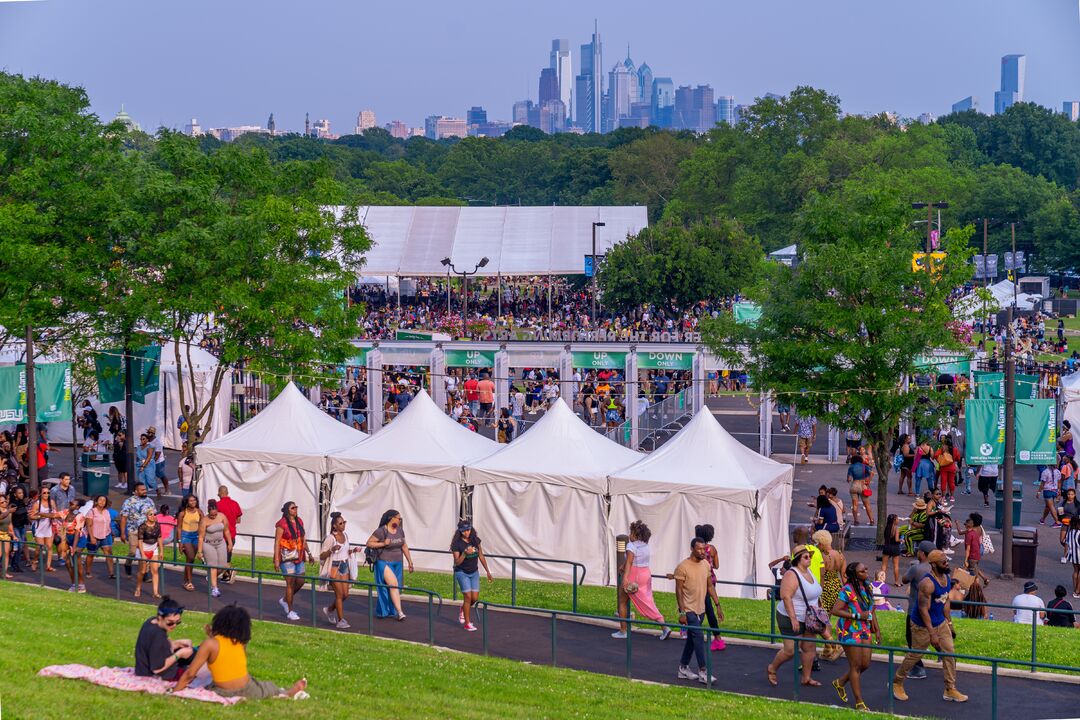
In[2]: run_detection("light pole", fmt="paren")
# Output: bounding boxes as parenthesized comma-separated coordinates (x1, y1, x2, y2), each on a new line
(591, 221, 606, 324)
(911, 201, 949, 254)
(442, 256, 489, 338)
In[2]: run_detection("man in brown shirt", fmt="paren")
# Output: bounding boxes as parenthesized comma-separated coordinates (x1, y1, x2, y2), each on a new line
(673, 537, 713, 683)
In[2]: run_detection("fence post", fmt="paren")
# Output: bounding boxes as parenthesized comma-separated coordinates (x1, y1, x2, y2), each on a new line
(551, 612, 557, 666)
(482, 603, 489, 656)
(769, 592, 776, 641)
(428, 595, 434, 646)
(572, 565, 578, 613)
(792, 641, 799, 701)
(705, 624, 713, 689)
(257, 572, 263, 621)
(115, 565, 121, 600)
(311, 576, 317, 628)
(250, 536, 255, 576)
(511, 558, 517, 606)
(886, 650, 894, 714)
(624, 617, 632, 679)
(991, 660, 998, 720)
(1030, 611, 1037, 672)
(367, 585, 374, 635)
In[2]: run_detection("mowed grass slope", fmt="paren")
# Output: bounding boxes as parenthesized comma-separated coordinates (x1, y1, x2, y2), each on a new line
(0, 582, 871, 720)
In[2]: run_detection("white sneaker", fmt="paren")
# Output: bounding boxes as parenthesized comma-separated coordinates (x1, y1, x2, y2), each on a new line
(458, 611, 465, 625)
(278, 597, 290, 616)
(611, 630, 627, 639)
(464, 622, 478, 632)
(77, 584, 86, 593)
(67, 584, 78, 593)
(211, 587, 221, 598)
(659, 627, 671, 640)
(950, 535, 964, 547)
(698, 672, 716, 685)
(336, 619, 351, 629)
(287, 610, 300, 621)
(677, 665, 699, 680)
(323, 607, 338, 625)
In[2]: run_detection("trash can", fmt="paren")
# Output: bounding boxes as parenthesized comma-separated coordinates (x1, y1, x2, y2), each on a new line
(994, 481, 1023, 529)
(1011, 526, 1038, 578)
(80, 451, 111, 497)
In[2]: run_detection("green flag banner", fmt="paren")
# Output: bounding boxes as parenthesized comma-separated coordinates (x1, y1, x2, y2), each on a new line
(973, 371, 1039, 400)
(444, 349, 495, 368)
(571, 351, 627, 369)
(915, 353, 971, 376)
(0, 363, 72, 423)
(1015, 374, 1040, 400)
(964, 399, 1005, 465)
(1015, 399, 1057, 465)
(0, 366, 26, 423)
(637, 351, 693, 371)
(95, 346, 161, 404)
(733, 302, 762, 325)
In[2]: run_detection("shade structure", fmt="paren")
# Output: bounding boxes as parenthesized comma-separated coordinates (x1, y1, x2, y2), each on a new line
(335, 205, 649, 277)
(464, 398, 641, 585)
(1063, 371, 1080, 442)
(195, 382, 366, 552)
(326, 389, 497, 571)
(608, 408, 793, 598)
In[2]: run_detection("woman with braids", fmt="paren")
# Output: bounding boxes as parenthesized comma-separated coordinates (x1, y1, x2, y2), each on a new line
(829, 562, 881, 711)
(172, 604, 308, 700)
(273, 501, 312, 622)
(612, 520, 671, 640)
(812, 529, 844, 661)
(366, 508, 414, 620)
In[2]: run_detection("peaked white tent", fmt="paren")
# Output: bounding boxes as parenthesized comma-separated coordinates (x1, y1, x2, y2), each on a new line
(464, 398, 641, 585)
(608, 408, 793, 598)
(326, 390, 497, 571)
(195, 382, 365, 551)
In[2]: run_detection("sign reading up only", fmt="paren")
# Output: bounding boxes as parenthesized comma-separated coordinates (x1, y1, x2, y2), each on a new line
(637, 351, 693, 370)
(571, 351, 627, 369)
(444, 349, 495, 368)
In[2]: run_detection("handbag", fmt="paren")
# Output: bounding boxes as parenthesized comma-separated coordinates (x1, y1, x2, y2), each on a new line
(862, 486, 873, 498)
(792, 569, 830, 635)
(980, 528, 995, 555)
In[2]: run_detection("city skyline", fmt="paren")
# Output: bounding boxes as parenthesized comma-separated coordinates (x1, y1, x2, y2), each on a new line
(2, 0, 1079, 134)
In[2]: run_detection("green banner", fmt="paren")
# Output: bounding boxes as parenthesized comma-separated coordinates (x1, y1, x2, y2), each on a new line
(395, 330, 433, 341)
(637, 351, 693, 371)
(915, 353, 971, 376)
(1015, 399, 1057, 465)
(1016, 374, 1040, 400)
(0, 363, 72, 423)
(733, 302, 762, 325)
(95, 346, 161, 404)
(571, 351, 627, 369)
(444, 349, 495, 368)
(974, 371, 1039, 400)
(346, 348, 369, 366)
(964, 399, 1005, 465)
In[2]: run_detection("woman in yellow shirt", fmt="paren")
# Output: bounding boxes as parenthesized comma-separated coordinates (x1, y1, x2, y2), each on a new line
(172, 605, 307, 700)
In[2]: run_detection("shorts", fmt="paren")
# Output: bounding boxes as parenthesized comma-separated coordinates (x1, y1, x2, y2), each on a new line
(978, 476, 998, 494)
(838, 626, 872, 645)
(155, 460, 167, 479)
(180, 531, 200, 545)
(66, 534, 88, 550)
(606, 410, 621, 423)
(1043, 490, 1059, 500)
(776, 403, 791, 414)
(86, 534, 113, 552)
(798, 437, 813, 453)
(455, 569, 480, 593)
(479, 402, 493, 415)
(281, 561, 306, 576)
(776, 611, 800, 637)
(332, 560, 349, 574)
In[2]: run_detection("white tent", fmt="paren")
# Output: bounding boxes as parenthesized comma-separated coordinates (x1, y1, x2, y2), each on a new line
(463, 398, 641, 585)
(195, 382, 365, 552)
(1063, 372, 1080, 442)
(954, 280, 1041, 320)
(326, 390, 497, 572)
(608, 408, 793, 598)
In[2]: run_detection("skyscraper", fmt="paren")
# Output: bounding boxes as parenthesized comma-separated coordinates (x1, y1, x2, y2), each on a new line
(540, 100, 567, 134)
(673, 86, 693, 130)
(467, 106, 487, 127)
(951, 96, 979, 113)
(1064, 101, 1080, 122)
(539, 67, 560, 106)
(385, 120, 409, 139)
(636, 62, 653, 111)
(550, 39, 572, 120)
(606, 59, 635, 132)
(692, 85, 716, 132)
(652, 77, 674, 128)
(716, 96, 735, 125)
(354, 110, 377, 134)
(574, 21, 603, 133)
(994, 54, 1025, 114)
(425, 116, 467, 140)
(512, 100, 537, 127)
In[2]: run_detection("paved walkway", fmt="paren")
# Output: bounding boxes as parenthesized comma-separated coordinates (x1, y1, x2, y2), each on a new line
(9, 562, 1074, 719)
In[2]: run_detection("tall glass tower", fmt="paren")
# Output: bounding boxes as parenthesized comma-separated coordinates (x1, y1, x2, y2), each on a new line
(994, 54, 1025, 114)
(575, 21, 603, 132)
(550, 39, 572, 120)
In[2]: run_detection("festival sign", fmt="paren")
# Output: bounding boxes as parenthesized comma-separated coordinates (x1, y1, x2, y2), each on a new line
(1015, 399, 1056, 465)
(964, 399, 1005, 465)
(914, 353, 971, 376)
(444, 349, 495, 368)
(636, 351, 693, 371)
(571, 351, 627, 369)
(973, 372, 1039, 400)
(0, 366, 26, 423)
(733, 302, 762, 325)
(95, 346, 161, 404)
(0, 363, 73, 422)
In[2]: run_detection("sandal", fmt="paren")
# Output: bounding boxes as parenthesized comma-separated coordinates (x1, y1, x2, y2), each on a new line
(801, 679, 822, 687)
(133, 590, 141, 598)
(855, 701, 869, 711)
(184, 582, 195, 592)
(832, 678, 848, 703)
(766, 667, 778, 687)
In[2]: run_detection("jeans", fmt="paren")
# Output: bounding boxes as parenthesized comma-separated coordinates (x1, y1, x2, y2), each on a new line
(679, 611, 707, 669)
(703, 595, 720, 638)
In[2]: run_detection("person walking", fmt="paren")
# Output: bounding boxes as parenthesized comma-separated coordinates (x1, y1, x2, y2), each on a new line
(1059, 487, 1080, 598)
(0, 495, 14, 578)
(215, 486, 243, 584)
(134, 509, 164, 599)
(812, 530, 843, 661)
(612, 520, 670, 641)
(60, 499, 87, 593)
(176, 494, 202, 591)
(846, 455, 874, 526)
(111, 430, 128, 490)
(197, 499, 232, 598)
(120, 483, 156, 579)
(767, 545, 822, 688)
(977, 463, 999, 508)
(693, 523, 726, 651)
(881, 514, 903, 586)
(319, 511, 362, 629)
(963, 513, 990, 587)
(935, 438, 958, 501)
(84, 494, 115, 580)
(830, 562, 881, 711)
(135, 434, 156, 495)
(794, 414, 817, 464)
(673, 537, 714, 684)
(450, 521, 492, 632)
(28, 486, 59, 572)
(892, 550, 968, 703)
(273, 501, 312, 621)
(366, 509, 414, 620)
(1038, 463, 1062, 528)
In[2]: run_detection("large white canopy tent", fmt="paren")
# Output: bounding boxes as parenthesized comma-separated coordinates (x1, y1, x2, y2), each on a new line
(334, 205, 649, 277)
(608, 408, 793, 598)
(954, 280, 1042, 320)
(326, 389, 497, 571)
(195, 382, 365, 552)
(463, 398, 641, 585)
(1063, 371, 1080, 441)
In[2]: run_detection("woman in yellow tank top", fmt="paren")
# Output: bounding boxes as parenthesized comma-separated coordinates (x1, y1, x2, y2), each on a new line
(171, 605, 308, 699)
(176, 494, 202, 592)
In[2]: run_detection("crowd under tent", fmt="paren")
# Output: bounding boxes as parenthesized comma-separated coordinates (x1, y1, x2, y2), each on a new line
(463, 398, 641, 586)
(195, 382, 366, 552)
(326, 389, 497, 572)
(607, 407, 793, 598)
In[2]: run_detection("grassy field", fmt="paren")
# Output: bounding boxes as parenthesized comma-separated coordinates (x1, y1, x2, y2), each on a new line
(0, 582, 872, 720)
(111, 541, 1080, 675)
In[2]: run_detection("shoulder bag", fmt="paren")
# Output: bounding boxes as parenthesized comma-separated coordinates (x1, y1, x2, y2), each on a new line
(792, 569, 830, 635)
(979, 527, 995, 555)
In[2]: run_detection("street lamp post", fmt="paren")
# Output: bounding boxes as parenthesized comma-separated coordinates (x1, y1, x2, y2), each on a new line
(441, 256, 489, 338)
(591, 221, 606, 324)
(911, 201, 949, 253)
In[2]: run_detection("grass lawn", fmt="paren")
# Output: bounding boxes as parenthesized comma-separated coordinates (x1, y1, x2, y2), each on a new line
(118, 542, 1079, 676)
(0, 582, 871, 720)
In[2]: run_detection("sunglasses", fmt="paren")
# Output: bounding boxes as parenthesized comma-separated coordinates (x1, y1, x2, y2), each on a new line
(162, 618, 182, 628)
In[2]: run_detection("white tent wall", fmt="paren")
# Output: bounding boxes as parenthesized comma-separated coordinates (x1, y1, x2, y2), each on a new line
(328, 470, 460, 573)
(1063, 371, 1080, 440)
(196, 461, 320, 556)
(752, 476, 794, 597)
(607, 492, 756, 597)
(470, 480, 608, 586)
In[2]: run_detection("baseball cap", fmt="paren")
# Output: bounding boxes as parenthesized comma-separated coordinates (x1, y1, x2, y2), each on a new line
(926, 550, 947, 565)
(1024, 581, 1038, 593)
(457, 521, 472, 532)
(917, 541, 937, 556)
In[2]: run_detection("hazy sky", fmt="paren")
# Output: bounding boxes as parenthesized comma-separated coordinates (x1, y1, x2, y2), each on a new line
(2, 0, 1079, 133)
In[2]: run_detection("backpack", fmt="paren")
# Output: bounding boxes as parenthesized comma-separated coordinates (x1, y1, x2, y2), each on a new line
(364, 546, 381, 568)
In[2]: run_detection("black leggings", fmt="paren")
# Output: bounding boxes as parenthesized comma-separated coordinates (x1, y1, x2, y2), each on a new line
(703, 595, 720, 639)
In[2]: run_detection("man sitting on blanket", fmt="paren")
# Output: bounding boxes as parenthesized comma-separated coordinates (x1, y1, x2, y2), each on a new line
(135, 596, 196, 680)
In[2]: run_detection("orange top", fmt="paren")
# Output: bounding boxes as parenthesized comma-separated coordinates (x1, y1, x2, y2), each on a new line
(208, 636, 248, 684)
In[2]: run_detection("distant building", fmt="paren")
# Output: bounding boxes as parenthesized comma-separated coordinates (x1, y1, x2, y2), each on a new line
(385, 120, 409, 139)
(539, 99, 567, 134)
(539, 67, 560, 106)
(636, 62, 653, 112)
(951, 96, 979, 113)
(512, 100, 538, 127)
(918, 112, 935, 124)
(994, 54, 1026, 114)
(311, 118, 334, 139)
(425, 115, 467, 140)
(652, 77, 674, 128)
(475, 121, 511, 137)
(1064, 101, 1080, 122)
(606, 58, 636, 131)
(734, 104, 749, 124)
(716, 95, 736, 125)
(575, 21, 603, 133)
(267, 113, 275, 135)
(210, 125, 269, 142)
(550, 39, 573, 120)
(183, 117, 202, 136)
(112, 105, 140, 132)
(467, 106, 487, 127)
(408, 127, 425, 137)
(354, 110, 377, 135)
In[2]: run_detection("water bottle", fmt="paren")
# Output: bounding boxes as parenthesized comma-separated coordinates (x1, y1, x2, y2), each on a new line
(989, 612, 994, 621)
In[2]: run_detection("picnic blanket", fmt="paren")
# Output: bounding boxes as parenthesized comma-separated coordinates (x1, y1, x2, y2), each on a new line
(38, 664, 243, 705)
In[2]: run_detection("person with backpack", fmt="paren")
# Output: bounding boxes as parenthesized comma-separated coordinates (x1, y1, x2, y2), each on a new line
(366, 508, 414, 620)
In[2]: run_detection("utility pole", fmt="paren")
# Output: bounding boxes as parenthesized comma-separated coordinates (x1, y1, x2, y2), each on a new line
(25, 326, 39, 489)
(1000, 222, 1017, 579)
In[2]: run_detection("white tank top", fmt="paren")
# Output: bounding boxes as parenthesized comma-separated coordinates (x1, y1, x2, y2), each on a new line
(779, 568, 822, 621)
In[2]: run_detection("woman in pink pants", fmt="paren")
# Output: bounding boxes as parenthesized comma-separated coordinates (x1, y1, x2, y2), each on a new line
(612, 520, 670, 640)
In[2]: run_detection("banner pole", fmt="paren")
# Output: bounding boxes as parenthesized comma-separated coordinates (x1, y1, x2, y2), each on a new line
(26, 326, 39, 489)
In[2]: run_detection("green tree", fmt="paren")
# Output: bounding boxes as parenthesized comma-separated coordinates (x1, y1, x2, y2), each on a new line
(702, 181, 974, 543)
(608, 131, 695, 221)
(598, 219, 762, 311)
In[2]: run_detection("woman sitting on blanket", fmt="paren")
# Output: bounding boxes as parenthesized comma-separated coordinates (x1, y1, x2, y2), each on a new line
(171, 604, 308, 700)
(135, 596, 196, 680)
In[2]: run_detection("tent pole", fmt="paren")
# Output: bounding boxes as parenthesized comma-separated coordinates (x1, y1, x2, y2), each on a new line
(547, 275, 552, 328)
(397, 275, 401, 318)
(497, 273, 502, 319)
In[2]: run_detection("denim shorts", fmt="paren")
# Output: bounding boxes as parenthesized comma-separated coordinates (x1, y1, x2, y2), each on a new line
(281, 561, 305, 576)
(86, 534, 113, 552)
(1043, 490, 1059, 500)
(454, 570, 480, 593)
(180, 531, 200, 545)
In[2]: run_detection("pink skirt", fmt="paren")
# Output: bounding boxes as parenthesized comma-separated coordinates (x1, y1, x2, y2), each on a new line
(626, 566, 664, 622)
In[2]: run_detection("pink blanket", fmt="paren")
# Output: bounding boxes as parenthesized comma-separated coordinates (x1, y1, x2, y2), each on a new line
(38, 664, 243, 705)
